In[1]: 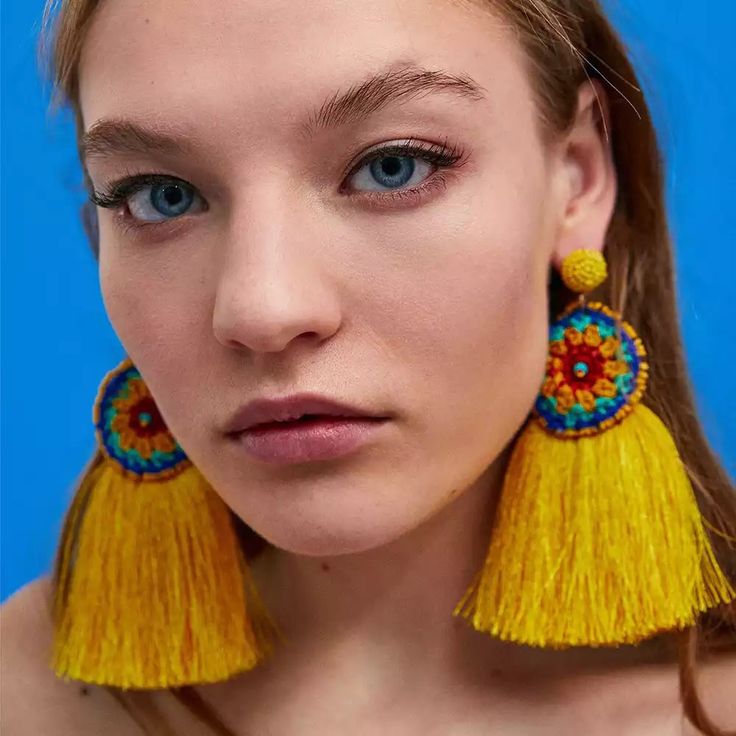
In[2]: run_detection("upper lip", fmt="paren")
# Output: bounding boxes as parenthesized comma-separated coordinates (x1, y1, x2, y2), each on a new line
(223, 393, 388, 434)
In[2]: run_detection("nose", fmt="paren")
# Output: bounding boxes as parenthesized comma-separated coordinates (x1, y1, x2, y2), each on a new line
(212, 187, 341, 354)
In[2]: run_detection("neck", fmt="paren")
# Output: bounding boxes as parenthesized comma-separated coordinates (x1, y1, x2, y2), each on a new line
(254, 442, 503, 652)
(246, 443, 674, 693)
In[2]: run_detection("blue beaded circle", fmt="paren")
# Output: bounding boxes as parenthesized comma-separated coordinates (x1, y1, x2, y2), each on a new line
(93, 358, 190, 481)
(533, 301, 649, 438)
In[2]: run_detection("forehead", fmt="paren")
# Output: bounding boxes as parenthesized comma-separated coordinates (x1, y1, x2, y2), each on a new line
(78, 0, 533, 155)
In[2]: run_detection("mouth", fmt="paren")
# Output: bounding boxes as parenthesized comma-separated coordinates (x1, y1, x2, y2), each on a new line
(222, 393, 391, 436)
(229, 414, 391, 464)
(224, 393, 391, 464)
(246, 413, 389, 428)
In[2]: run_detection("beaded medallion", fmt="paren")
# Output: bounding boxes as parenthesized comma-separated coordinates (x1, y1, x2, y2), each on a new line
(534, 301, 649, 438)
(93, 358, 190, 481)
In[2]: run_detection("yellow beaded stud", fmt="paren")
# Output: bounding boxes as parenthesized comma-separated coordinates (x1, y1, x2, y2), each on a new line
(560, 249, 608, 294)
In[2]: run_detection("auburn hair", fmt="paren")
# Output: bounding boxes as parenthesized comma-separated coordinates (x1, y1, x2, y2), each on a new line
(38, 0, 736, 733)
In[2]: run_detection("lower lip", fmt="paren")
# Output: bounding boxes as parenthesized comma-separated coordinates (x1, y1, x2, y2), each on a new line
(231, 416, 390, 464)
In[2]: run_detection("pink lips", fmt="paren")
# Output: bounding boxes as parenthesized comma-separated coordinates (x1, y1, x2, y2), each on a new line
(223, 393, 391, 464)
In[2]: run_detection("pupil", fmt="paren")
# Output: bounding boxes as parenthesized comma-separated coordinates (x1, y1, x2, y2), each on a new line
(382, 157, 401, 176)
(370, 156, 415, 188)
(164, 186, 182, 205)
(151, 183, 192, 217)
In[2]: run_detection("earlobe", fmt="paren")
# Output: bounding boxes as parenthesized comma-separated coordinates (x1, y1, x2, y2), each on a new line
(551, 79, 618, 271)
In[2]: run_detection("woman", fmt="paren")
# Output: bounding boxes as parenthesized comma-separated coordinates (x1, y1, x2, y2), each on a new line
(2, 0, 735, 733)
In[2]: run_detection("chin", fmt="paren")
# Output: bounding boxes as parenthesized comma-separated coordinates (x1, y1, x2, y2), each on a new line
(207, 446, 450, 558)
(243, 511, 417, 558)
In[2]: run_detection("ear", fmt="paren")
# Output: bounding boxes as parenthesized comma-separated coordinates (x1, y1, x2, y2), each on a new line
(549, 79, 617, 271)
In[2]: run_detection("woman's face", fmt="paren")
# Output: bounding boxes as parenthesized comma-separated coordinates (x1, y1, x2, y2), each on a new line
(78, 0, 569, 555)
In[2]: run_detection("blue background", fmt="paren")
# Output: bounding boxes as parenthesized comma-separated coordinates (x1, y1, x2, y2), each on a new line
(2, 1, 734, 601)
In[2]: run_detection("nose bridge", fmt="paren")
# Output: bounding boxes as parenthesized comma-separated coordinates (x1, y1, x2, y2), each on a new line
(211, 179, 339, 353)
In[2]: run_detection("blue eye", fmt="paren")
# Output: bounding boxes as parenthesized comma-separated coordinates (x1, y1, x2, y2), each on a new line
(346, 140, 466, 195)
(350, 155, 429, 191)
(90, 174, 205, 224)
(129, 181, 199, 222)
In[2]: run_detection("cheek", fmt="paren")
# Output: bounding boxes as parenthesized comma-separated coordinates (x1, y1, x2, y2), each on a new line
(99, 239, 139, 349)
(371, 171, 553, 482)
(98, 232, 206, 404)
(398, 240, 548, 451)
(431, 262, 548, 446)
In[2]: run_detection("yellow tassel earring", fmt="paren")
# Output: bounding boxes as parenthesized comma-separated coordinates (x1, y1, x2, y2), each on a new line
(51, 357, 280, 689)
(454, 248, 735, 647)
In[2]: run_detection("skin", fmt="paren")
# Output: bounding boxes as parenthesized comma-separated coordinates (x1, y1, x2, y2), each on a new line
(2, 0, 734, 733)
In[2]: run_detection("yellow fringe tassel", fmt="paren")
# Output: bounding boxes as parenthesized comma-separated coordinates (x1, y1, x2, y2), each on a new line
(52, 455, 280, 689)
(454, 403, 736, 647)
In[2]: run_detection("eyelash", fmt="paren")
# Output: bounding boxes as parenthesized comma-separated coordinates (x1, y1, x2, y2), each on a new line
(89, 137, 469, 234)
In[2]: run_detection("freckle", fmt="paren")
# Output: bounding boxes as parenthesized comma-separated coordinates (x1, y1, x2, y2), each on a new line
(321, 563, 330, 572)
(79, 686, 90, 696)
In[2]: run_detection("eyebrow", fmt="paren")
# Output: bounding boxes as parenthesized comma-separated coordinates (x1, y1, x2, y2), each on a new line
(299, 60, 487, 138)
(80, 61, 486, 166)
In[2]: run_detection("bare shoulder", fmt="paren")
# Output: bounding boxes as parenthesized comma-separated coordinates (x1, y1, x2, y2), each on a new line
(554, 649, 736, 735)
(680, 653, 736, 735)
(626, 652, 736, 735)
(0, 576, 144, 736)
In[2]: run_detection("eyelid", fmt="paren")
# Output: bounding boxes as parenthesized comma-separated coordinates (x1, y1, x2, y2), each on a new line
(89, 172, 198, 209)
(342, 136, 465, 178)
(89, 136, 469, 226)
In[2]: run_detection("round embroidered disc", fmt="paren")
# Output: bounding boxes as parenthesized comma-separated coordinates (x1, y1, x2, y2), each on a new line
(93, 358, 190, 480)
(534, 301, 649, 437)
